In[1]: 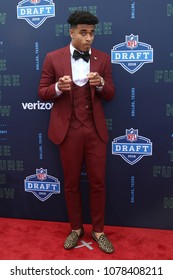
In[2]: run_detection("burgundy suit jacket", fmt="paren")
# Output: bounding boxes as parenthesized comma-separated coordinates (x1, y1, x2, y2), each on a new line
(38, 45, 115, 145)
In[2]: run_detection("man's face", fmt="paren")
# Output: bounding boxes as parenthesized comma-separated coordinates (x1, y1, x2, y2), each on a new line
(70, 24, 95, 52)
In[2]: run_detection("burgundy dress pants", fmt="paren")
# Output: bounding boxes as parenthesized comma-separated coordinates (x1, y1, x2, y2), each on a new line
(59, 124, 107, 232)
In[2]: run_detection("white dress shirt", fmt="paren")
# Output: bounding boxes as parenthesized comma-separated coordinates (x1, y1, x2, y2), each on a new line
(70, 44, 91, 86)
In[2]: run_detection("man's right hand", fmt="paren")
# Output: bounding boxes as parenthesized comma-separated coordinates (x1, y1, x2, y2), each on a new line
(57, 75, 72, 91)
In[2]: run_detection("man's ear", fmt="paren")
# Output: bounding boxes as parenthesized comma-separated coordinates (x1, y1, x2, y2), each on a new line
(69, 29, 74, 39)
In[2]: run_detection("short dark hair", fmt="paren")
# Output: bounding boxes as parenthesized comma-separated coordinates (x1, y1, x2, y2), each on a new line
(67, 11, 99, 27)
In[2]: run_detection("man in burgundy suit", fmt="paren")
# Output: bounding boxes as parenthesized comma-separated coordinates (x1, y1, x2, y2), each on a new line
(38, 11, 115, 253)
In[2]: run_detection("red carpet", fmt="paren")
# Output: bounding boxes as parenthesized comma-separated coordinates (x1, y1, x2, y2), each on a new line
(0, 218, 173, 260)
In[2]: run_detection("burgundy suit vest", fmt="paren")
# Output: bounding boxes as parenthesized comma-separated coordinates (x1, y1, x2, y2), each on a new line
(70, 82, 94, 129)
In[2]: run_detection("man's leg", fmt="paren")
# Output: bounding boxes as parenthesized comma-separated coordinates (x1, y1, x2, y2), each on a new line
(59, 126, 84, 230)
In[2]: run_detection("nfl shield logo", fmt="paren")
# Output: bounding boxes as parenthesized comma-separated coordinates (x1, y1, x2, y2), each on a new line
(127, 128, 138, 142)
(126, 34, 138, 49)
(30, 0, 40, 4)
(36, 168, 47, 180)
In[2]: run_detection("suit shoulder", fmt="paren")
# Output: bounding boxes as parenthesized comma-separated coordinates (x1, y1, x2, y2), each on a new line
(92, 48, 110, 58)
(46, 45, 70, 57)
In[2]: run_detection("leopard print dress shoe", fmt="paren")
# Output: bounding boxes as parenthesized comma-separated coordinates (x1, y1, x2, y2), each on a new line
(64, 228, 84, 249)
(92, 231, 114, 253)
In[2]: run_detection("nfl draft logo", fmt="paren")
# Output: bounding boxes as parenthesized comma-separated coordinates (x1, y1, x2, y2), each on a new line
(17, 0, 55, 28)
(24, 168, 60, 201)
(111, 34, 153, 74)
(112, 128, 152, 165)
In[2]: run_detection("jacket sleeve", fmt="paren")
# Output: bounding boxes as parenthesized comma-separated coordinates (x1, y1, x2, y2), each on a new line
(38, 53, 58, 101)
(95, 53, 115, 101)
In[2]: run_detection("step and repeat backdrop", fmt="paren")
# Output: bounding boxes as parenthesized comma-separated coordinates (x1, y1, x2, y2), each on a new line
(0, 0, 173, 229)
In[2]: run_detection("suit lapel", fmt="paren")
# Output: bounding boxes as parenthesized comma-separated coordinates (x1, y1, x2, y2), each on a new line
(61, 46, 72, 77)
(90, 49, 99, 99)
(90, 49, 99, 72)
(60, 46, 73, 101)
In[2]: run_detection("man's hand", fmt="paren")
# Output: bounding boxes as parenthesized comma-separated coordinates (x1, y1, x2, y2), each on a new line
(57, 75, 72, 91)
(87, 72, 104, 87)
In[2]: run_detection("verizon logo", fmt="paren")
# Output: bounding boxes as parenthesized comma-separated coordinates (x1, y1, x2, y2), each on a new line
(22, 101, 53, 110)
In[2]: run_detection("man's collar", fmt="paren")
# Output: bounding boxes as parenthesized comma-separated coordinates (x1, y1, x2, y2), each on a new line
(70, 43, 91, 57)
